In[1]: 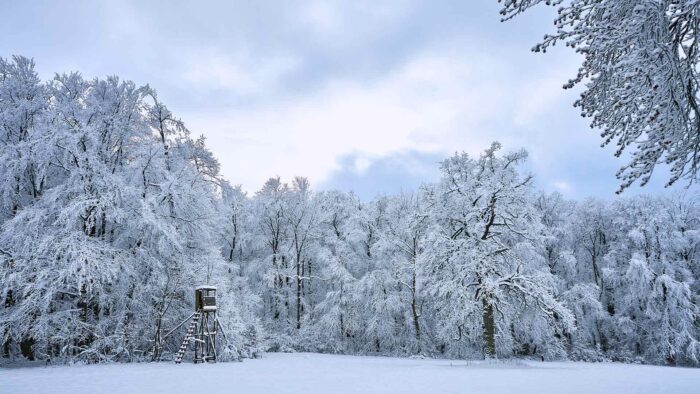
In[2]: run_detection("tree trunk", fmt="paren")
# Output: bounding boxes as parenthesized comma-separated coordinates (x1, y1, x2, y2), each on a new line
(411, 296, 420, 341)
(482, 298, 496, 358)
(410, 269, 421, 343)
(20, 337, 35, 360)
(296, 257, 302, 329)
(272, 253, 280, 320)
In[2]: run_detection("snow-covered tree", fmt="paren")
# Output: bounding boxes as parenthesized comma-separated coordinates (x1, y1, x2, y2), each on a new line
(2, 56, 699, 367)
(0, 57, 261, 362)
(0, 56, 49, 359)
(367, 193, 430, 354)
(604, 196, 700, 364)
(304, 190, 366, 353)
(423, 143, 574, 358)
(500, 0, 700, 191)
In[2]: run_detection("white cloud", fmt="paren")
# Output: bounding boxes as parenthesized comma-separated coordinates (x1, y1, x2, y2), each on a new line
(353, 156, 372, 174)
(553, 180, 573, 194)
(299, 0, 418, 42)
(4, 0, 650, 198)
(180, 49, 300, 95)
(188, 42, 595, 194)
(184, 48, 513, 191)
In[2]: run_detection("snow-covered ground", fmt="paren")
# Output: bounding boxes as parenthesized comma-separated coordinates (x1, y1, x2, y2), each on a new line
(2, 353, 699, 394)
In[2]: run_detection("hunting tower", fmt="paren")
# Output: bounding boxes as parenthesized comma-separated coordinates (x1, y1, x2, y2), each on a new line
(172, 285, 219, 363)
(193, 286, 217, 363)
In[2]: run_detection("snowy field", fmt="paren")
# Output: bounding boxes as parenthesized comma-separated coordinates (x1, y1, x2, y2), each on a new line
(2, 353, 699, 394)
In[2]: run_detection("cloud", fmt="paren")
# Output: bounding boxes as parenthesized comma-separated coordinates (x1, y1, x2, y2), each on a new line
(319, 150, 443, 200)
(180, 49, 300, 96)
(183, 48, 513, 192)
(352, 156, 372, 174)
(553, 180, 573, 194)
(299, 0, 419, 41)
(183, 42, 593, 196)
(5, 0, 686, 199)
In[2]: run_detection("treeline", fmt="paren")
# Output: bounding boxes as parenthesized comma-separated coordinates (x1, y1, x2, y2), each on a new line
(230, 150, 700, 366)
(0, 56, 262, 362)
(1, 57, 699, 366)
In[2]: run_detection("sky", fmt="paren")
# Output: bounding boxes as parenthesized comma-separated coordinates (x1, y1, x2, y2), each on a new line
(0, 0, 688, 199)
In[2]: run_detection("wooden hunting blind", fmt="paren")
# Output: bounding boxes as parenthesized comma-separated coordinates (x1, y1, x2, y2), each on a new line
(155, 285, 228, 364)
(195, 286, 217, 312)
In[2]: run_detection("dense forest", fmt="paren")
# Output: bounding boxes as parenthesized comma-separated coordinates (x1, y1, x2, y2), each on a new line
(1, 57, 699, 366)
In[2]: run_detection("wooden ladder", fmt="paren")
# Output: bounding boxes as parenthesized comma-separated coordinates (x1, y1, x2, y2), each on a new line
(174, 311, 201, 364)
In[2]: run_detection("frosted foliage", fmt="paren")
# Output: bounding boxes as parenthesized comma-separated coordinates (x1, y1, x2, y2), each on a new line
(2, 57, 699, 367)
(421, 144, 573, 359)
(500, 0, 700, 192)
(0, 57, 262, 363)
